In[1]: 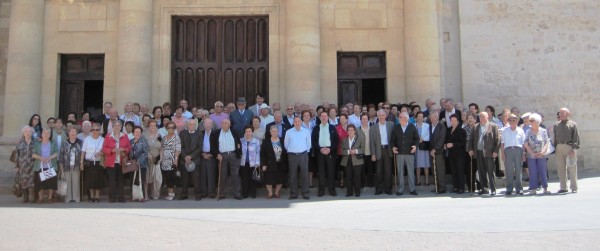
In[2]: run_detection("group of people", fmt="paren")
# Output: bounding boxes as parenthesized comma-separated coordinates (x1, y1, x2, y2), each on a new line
(12, 94, 581, 203)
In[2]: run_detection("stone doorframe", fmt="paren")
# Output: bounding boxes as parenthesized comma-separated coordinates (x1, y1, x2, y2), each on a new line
(154, 3, 282, 107)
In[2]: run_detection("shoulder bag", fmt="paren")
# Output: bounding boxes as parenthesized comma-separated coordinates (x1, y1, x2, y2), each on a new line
(252, 166, 264, 183)
(12, 170, 22, 198)
(57, 169, 67, 196)
(10, 150, 17, 163)
(131, 170, 144, 201)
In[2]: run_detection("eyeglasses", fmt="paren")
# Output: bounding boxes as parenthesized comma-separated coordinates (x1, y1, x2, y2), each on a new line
(383, 107, 390, 109)
(287, 108, 294, 110)
(216, 105, 223, 108)
(167, 127, 176, 129)
(91, 129, 100, 131)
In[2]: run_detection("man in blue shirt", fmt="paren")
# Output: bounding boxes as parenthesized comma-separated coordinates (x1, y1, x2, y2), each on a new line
(284, 116, 312, 200)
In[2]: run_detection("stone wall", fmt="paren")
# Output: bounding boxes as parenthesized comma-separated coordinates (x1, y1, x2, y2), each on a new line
(0, 0, 10, 136)
(460, 0, 600, 170)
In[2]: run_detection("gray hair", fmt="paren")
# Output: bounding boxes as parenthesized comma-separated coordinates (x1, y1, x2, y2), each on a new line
(377, 109, 386, 116)
(399, 112, 409, 119)
(82, 121, 92, 127)
(21, 125, 34, 135)
(529, 113, 542, 124)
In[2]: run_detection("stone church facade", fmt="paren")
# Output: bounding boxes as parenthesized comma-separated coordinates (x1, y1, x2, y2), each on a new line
(0, 0, 598, 184)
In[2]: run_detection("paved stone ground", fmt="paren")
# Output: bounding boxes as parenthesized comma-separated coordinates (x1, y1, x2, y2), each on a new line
(0, 172, 599, 250)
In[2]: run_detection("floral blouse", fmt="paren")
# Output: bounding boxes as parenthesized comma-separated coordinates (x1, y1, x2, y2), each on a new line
(525, 127, 549, 159)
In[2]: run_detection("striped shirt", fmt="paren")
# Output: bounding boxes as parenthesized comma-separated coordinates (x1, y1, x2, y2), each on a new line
(218, 129, 236, 153)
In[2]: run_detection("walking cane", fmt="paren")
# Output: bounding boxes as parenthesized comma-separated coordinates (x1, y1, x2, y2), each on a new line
(393, 154, 398, 194)
(470, 156, 474, 195)
(432, 157, 438, 195)
(216, 159, 222, 201)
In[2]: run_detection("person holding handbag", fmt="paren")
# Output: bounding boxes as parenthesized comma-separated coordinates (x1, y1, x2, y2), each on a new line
(59, 127, 83, 202)
(446, 114, 467, 194)
(102, 120, 131, 203)
(261, 125, 287, 199)
(340, 124, 365, 197)
(130, 126, 149, 201)
(143, 120, 162, 200)
(414, 112, 431, 186)
(15, 126, 35, 203)
(240, 125, 261, 199)
(32, 128, 59, 204)
(81, 123, 104, 203)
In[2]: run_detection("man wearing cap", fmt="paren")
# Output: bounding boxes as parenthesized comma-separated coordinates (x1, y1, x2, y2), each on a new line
(258, 104, 274, 129)
(178, 119, 203, 200)
(553, 108, 580, 193)
(230, 97, 254, 136)
(501, 114, 526, 195)
(248, 93, 267, 117)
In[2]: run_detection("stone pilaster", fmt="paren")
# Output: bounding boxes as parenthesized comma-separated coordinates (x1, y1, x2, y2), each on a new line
(3, 0, 45, 137)
(115, 0, 153, 110)
(285, 0, 321, 105)
(404, 0, 442, 103)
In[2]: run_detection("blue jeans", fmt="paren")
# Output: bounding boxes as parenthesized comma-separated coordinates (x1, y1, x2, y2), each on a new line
(527, 158, 548, 190)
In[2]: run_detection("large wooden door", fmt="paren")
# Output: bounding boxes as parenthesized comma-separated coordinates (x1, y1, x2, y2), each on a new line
(59, 54, 104, 120)
(337, 52, 386, 106)
(171, 16, 269, 108)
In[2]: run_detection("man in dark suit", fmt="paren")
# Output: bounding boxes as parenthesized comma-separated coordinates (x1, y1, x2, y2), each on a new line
(429, 112, 447, 194)
(210, 119, 243, 200)
(248, 93, 266, 117)
(200, 118, 218, 198)
(229, 97, 254, 137)
(439, 98, 462, 128)
(101, 108, 125, 137)
(97, 101, 112, 124)
(264, 111, 291, 142)
(178, 119, 203, 200)
(311, 111, 339, 197)
(391, 112, 420, 195)
(370, 109, 395, 195)
(282, 104, 295, 128)
(469, 112, 500, 196)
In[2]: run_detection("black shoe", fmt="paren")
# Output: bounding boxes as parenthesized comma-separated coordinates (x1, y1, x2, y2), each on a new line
(491, 191, 496, 196)
(438, 190, 447, 194)
(375, 191, 383, 195)
(478, 190, 489, 195)
(385, 191, 393, 195)
(109, 198, 116, 203)
(208, 195, 216, 199)
(409, 191, 418, 196)
(355, 194, 360, 197)
(95, 198, 100, 203)
(506, 191, 512, 196)
(309, 185, 315, 188)
(557, 189, 568, 194)
(195, 196, 202, 201)
(178, 196, 188, 200)
(395, 192, 403, 196)
(288, 195, 298, 200)
(329, 190, 337, 197)
(302, 195, 310, 200)
(457, 190, 464, 194)
(118, 198, 126, 203)
(234, 196, 243, 200)
(218, 196, 226, 200)
(345, 194, 353, 197)
(317, 190, 325, 197)
(516, 191, 524, 195)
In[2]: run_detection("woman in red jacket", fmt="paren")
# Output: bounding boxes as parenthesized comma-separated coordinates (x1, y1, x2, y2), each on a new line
(102, 120, 131, 203)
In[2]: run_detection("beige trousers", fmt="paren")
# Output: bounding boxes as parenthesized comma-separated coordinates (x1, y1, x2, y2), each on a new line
(555, 144, 578, 191)
(65, 170, 81, 202)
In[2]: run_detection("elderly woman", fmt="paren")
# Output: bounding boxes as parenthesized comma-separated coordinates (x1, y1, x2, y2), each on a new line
(160, 121, 181, 201)
(59, 126, 83, 202)
(336, 114, 350, 188)
(251, 116, 265, 141)
(172, 106, 187, 133)
(77, 121, 92, 141)
(102, 120, 131, 203)
(446, 114, 467, 194)
(414, 112, 431, 186)
(141, 114, 152, 130)
(81, 123, 104, 203)
(261, 125, 287, 199)
(15, 126, 35, 202)
(340, 124, 365, 197)
(524, 113, 551, 195)
(464, 113, 481, 193)
(152, 106, 164, 128)
(32, 128, 59, 204)
(29, 114, 42, 140)
(143, 120, 162, 200)
(359, 114, 375, 188)
(240, 125, 261, 199)
(130, 126, 149, 201)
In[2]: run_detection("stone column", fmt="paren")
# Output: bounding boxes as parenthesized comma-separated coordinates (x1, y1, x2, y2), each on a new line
(285, 0, 321, 105)
(115, 0, 153, 110)
(404, 0, 442, 103)
(3, 0, 45, 137)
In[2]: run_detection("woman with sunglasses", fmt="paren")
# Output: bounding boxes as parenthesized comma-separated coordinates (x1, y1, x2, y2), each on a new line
(160, 121, 181, 200)
(81, 123, 104, 202)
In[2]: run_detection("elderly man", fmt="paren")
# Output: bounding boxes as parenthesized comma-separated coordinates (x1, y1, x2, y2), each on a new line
(370, 109, 394, 195)
(422, 98, 435, 118)
(264, 111, 290, 141)
(348, 104, 362, 128)
(271, 102, 281, 114)
(429, 112, 447, 194)
(230, 97, 253, 138)
(553, 108, 580, 193)
(209, 101, 228, 129)
(469, 112, 500, 196)
(248, 93, 266, 116)
(285, 116, 312, 200)
(439, 98, 462, 128)
(391, 112, 420, 196)
(97, 102, 113, 124)
(501, 114, 526, 195)
(258, 104, 274, 129)
(179, 99, 193, 119)
(283, 104, 296, 128)
(178, 119, 203, 200)
(212, 119, 242, 200)
(312, 111, 339, 197)
(120, 102, 141, 126)
(226, 102, 236, 114)
(200, 118, 218, 198)
(102, 108, 125, 137)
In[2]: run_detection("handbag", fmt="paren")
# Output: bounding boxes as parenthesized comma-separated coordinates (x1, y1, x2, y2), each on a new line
(131, 170, 143, 201)
(252, 166, 263, 183)
(12, 170, 22, 198)
(122, 158, 140, 174)
(10, 150, 17, 163)
(57, 169, 67, 196)
(39, 163, 57, 182)
(418, 141, 430, 151)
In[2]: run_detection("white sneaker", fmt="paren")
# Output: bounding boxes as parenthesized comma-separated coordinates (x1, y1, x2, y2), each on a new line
(166, 193, 175, 201)
(529, 190, 537, 195)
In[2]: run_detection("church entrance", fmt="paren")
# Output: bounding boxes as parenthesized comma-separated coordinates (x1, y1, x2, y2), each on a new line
(171, 16, 269, 108)
(59, 54, 105, 121)
(337, 52, 387, 107)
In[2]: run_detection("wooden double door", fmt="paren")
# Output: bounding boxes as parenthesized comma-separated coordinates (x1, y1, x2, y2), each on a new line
(337, 52, 386, 106)
(59, 54, 104, 121)
(171, 16, 269, 108)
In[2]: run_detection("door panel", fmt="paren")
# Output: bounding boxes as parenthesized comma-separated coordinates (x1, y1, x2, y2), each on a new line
(59, 81, 84, 120)
(172, 16, 268, 108)
(338, 80, 361, 106)
(59, 54, 105, 120)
